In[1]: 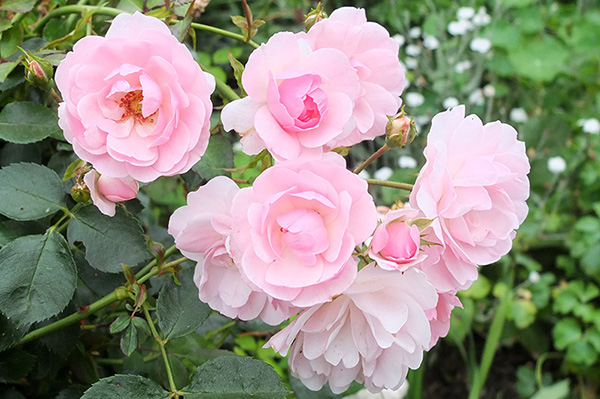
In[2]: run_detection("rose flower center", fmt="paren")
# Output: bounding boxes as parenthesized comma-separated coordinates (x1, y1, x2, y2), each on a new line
(118, 90, 156, 125)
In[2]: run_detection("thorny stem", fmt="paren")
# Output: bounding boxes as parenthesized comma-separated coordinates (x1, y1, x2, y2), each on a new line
(353, 144, 390, 174)
(366, 179, 413, 191)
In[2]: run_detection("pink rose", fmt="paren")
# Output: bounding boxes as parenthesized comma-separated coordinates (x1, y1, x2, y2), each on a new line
(221, 32, 361, 161)
(410, 105, 529, 268)
(56, 12, 215, 182)
(83, 169, 138, 217)
(424, 290, 462, 350)
(369, 208, 424, 271)
(306, 7, 406, 148)
(266, 264, 437, 393)
(230, 155, 378, 307)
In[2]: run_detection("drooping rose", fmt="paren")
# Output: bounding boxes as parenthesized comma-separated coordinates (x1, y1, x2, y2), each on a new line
(266, 264, 437, 393)
(230, 155, 378, 307)
(83, 169, 138, 217)
(221, 32, 361, 161)
(410, 105, 530, 269)
(305, 7, 406, 148)
(56, 12, 215, 182)
(369, 208, 424, 271)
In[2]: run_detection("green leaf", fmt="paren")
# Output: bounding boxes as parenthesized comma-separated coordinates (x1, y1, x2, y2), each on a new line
(110, 315, 131, 334)
(0, 163, 66, 220)
(530, 379, 570, 399)
(0, 0, 36, 13)
(0, 348, 36, 383)
(132, 316, 151, 336)
(75, 249, 125, 296)
(157, 268, 210, 340)
(0, 25, 22, 58)
(553, 318, 582, 349)
(67, 205, 151, 273)
(0, 61, 19, 83)
(184, 356, 288, 399)
(0, 231, 77, 325)
(512, 298, 537, 329)
(0, 312, 29, 351)
(0, 102, 61, 144)
(82, 374, 169, 399)
(566, 339, 597, 366)
(37, 304, 80, 358)
(192, 135, 234, 180)
(508, 36, 569, 82)
(169, 14, 192, 42)
(120, 322, 139, 357)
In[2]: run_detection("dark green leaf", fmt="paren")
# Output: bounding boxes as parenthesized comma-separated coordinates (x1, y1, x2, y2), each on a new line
(110, 315, 131, 334)
(0, 163, 66, 220)
(0, 102, 61, 144)
(0, 143, 42, 167)
(184, 356, 288, 399)
(169, 14, 192, 42)
(82, 374, 170, 399)
(157, 268, 210, 340)
(0, 61, 19, 83)
(0, 312, 29, 351)
(553, 318, 582, 349)
(120, 323, 139, 357)
(0, 0, 36, 13)
(0, 348, 36, 383)
(132, 316, 151, 336)
(192, 135, 234, 180)
(0, 220, 45, 248)
(67, 205, 151, 273)
(0, 231, 77, 325)
(75, 249, 125, 296)
(0, 25, 22, 58)
(56, 385, 88, 399)
(37, 303, 80, 358)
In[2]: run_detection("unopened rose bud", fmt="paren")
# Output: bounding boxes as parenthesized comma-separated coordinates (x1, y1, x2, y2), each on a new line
(83, 170, 139, 217)
(71, 182, 91, 204)
(304, 3, 327, 31)
(21, 49, 54, 89)
(385, 113, 417, 148)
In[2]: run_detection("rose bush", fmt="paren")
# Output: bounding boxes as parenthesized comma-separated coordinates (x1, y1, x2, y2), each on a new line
(56, 12, 215, 182)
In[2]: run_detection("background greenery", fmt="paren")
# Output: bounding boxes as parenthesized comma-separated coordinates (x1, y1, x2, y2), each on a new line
(0, 0, 598, 398)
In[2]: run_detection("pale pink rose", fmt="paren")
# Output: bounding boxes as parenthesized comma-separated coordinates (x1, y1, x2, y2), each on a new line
(221, 32, 361, 161)
(56, 12, 215, 182)
(168, 176, 299, 325)
(83, 169, 138, 217)
(230, 155, 378, 307)
(369, 208, 424, 271)
(266, 264, 437, 393)
(410, 105, 529, 269)
(424, 290, 462, 350)
(306, 7, 406, 148)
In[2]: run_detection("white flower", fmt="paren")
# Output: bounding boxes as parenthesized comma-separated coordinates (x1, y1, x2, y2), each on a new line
(470, 37, 492, 53)
(398, 155, 417, 169)
(457, 7, 475, 20)
(472, 7, 491, 26)
(454, 60, 472, 73)
(483, 84, 496, 97)
(358, 169, 371, 180)
(448, 19, 473, 36)
(547, 156, 567, 174)
(509, 107, 529, 123)
(578, 118, 600, 134)
(232, 141, 243, 152)
(347, 382, 410, 399)
(408, 26, 422, 38)
(423, 35, 440, 50)
(374, 166, 394, 181)
(442, 97, 460, 109)
(528, 271, 541, 284)
(404, 57, 418, 70)
(405, 92, 425, 107)
(405, 44, 421, 56)
(468, 89, 484, 105)
(392, 34, 406, 47)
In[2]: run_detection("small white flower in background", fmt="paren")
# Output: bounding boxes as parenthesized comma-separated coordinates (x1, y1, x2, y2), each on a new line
(404, 57, 418, 70)
(423, 35, 440, 50)
(468, 89, 485, 105)
(232, 141, 243, 152)
(454, 60, 472, 73)
(358, 169, 371, 180)
(509, 107, 529, 123)
(457, 7, 475, 20)
(392, 33, 406, 47)
(398, 155, 418, 169)
(528, 271, 541, 284)
(547, 156, 567, 174)
(470, 37, 492, 53)
(405, 44, 421, 56)
(374, 166, 394, 181)
(346, 383, 410, 399)
(473, 7, 491, 26)
(483, 84, 496, 98)
(405, 92, 425, 107)
(408, 26, 422, 38)
(578, 118, 600, 134)
(443, 96, 460, 109)
(448, 20, 469, 36)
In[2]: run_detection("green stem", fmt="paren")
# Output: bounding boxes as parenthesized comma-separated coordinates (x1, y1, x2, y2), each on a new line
(467, 264, 514, 399)
(142, 302, 180, 396)
(137, 256, 188, 285)
(190, 22, 259, 48)
(407, 360, 425, 399)
(366, 179, 413, 191)
(134, 244, 177, 281)
(353, 144, 390, 174)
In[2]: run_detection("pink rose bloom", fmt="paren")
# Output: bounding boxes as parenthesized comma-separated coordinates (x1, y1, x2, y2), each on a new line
(168, 176, 299, 325)
(221, 32, 361, 161)
(56, 12, 215, 182)
(369, 208, 424, 271)
(410, 105, 530, 268)
(266, 264, 437, 393)
(305, 7, 406, 148)
(230, 155, 378, 307)
(424, 290, 462, 350)
(83, 169, 138, 217)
